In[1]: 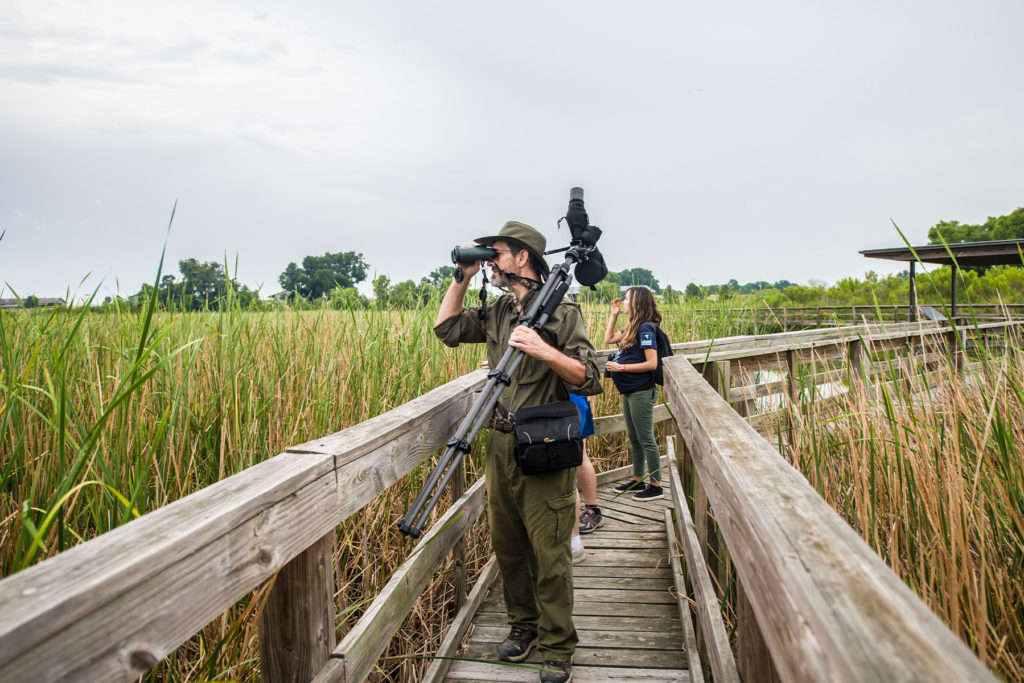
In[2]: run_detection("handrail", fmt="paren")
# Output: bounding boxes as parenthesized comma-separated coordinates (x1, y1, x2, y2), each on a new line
(687, 303, 1024, 313)
(0, 370, 488, 682)
(0, 361, 677, 683)
(662, 353, 998, 682)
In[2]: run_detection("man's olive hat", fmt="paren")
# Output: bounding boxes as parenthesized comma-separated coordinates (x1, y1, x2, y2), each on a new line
(475, 221, 550, 279)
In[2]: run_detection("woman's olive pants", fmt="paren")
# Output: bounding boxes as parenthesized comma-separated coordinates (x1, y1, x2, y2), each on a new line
(622, 386, 662, 482)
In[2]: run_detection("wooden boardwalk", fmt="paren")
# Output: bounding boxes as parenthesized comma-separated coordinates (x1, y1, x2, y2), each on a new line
(445, 478, 692, 682)
(4, 321, 1014, 682)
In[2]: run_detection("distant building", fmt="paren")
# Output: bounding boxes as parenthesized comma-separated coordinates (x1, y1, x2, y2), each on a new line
(0, 297, 66, 309)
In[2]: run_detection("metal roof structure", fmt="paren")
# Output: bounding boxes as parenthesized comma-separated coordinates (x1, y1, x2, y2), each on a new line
(860, 239, 1024, 267)
(860, 239, 1024, 322)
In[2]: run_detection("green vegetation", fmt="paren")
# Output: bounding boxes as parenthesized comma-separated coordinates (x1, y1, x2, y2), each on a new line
(131, 258, 259, 310)
(929, 206, 1024, 244)
(278, 250, 369, 299)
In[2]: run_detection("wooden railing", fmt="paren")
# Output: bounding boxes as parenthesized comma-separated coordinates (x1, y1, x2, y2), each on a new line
(0, 366, 680, 683)
(689, 303, 1024, 329)
(0, 371, 488, 682)
(658, 319, 1022, 682)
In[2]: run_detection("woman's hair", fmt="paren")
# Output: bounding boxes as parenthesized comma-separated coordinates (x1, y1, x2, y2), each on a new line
(619, 286, 662, 350)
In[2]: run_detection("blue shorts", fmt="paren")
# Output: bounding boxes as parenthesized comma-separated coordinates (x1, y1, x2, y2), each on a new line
(569, 393, 595, 439)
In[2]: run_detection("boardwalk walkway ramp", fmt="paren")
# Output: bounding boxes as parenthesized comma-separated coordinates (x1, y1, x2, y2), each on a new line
(445, 467, 689, 682)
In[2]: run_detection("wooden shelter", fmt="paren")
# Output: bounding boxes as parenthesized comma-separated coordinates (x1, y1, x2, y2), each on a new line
(861, 239, 1024, 321)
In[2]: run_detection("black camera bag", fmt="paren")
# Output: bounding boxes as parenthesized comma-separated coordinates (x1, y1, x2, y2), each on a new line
(512, 401, 583, 475)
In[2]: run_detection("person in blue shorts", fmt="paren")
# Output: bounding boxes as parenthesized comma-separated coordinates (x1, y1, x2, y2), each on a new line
(569, 393, 603, 564)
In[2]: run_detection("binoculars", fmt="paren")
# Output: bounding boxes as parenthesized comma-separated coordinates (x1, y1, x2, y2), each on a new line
(451, 245, 498, 265)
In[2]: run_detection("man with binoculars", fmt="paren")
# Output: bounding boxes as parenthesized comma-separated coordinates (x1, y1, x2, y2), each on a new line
(434, 221, 602, 683)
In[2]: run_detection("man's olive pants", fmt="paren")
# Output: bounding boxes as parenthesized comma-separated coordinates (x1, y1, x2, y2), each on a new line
(485, 430, 578, 660)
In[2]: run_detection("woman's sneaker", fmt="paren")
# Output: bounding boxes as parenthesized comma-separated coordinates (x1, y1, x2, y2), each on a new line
(612, 479, 645, 494)
(632, 484, 664, 501)
(578, 506, 604, 534)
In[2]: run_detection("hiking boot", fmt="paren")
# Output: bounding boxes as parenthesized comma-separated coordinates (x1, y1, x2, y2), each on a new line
(578, 506, 603, 534)
(572, 544, 586, 565)
(632, 484, 664, 501)
(497, 626, 538, 662)
(539, 659, 573, 683)
(612, 479, 645, 493)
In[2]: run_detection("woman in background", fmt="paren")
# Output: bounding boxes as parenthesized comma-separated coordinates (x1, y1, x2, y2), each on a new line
(604, 286, 664, 501)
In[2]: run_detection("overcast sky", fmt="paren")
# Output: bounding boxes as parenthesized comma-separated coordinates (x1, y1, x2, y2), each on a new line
(2, 0, 1022, 300)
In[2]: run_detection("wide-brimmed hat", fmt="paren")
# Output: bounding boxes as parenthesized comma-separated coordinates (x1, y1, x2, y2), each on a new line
(475, 221, 550, 279)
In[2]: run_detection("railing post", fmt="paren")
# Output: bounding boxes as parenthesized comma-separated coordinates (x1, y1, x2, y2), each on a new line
(785, 349, 798, 445)
(948, 325, 964, 374)
(848, 339, 864, 394)
(736, 580, 781, 683)
(259, 532, 336, 682)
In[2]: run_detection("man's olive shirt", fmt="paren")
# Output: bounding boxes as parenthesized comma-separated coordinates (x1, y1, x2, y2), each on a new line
(433, 289, 603, 413)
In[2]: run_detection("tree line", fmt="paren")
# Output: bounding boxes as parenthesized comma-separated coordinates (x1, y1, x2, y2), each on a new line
(113, 204, 1023, 312)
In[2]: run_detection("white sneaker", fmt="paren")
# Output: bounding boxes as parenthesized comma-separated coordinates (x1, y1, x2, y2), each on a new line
(572, 545, 586, 565)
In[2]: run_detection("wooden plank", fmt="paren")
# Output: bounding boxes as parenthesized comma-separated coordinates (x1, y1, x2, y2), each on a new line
(259, 532, 336, 681)
(595, 458, 669, 487)
(470, 625, 683, 650)
(664, 424, 740, 683)
(576, 536, 666, 551)
(594, 521, 667, 533)
(735, 579, 780, 683)
(662, 354, 998, 682)
(422, 556, 500, 683)
(573, 588, 677, 604)
(573, 575, 672, 590)
(664, 507, 705, 683)
(595, 463, 635, 485)
(0, 458, 337, 682)
(568, 563, 672, 579)
(445, 660, 690, 681)
(594, 403, 672, 436)
(480, 593, 678, 619)
(579, 529, 667, 541)
(596, 497, 674, 522)
(461, 641, 687, 669)
(472, 611, 682, 635)
(600, 507, 668, 526)
(318, 477, 487, 683)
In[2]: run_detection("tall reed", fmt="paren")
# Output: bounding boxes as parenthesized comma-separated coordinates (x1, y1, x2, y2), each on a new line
(774, 327, 1024, 680)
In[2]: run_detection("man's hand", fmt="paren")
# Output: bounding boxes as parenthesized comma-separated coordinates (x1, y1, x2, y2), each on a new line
(508, 326, 554, 361)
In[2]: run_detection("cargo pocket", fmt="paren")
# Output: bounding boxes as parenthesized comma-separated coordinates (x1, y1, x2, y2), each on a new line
(547, 492, 578, 544)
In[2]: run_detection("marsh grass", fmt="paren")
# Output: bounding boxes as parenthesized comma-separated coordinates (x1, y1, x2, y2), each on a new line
(762, 323, 1024, 679)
